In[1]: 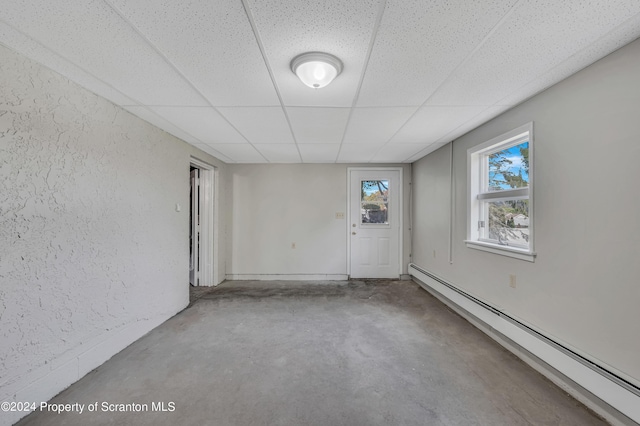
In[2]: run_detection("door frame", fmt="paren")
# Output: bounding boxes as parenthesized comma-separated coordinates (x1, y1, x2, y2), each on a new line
(190, 157, 219, 286)
(189, 168, 200, 286)
(347, 167, 403, 278)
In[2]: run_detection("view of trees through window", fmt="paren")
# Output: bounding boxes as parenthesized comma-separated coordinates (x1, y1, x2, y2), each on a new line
(361, 180, 389, 224)
(486, 141, 529, 246)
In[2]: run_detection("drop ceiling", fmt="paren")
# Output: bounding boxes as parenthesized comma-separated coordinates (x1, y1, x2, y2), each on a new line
(1, 1, 639, 163)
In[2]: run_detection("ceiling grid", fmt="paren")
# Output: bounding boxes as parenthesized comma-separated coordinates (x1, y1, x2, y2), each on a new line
(334, 0, 388, 162)
(104, 0, 269, 163)
(239, 0, 302, 163)
(1, 0, 639, 163)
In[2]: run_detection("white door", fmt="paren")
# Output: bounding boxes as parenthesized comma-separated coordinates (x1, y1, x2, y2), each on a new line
(189, 168, 200, 285)
(349, 168, 401, 279)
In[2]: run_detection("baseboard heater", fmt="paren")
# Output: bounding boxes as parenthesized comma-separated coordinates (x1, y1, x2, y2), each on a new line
(408, 263, 640, 424)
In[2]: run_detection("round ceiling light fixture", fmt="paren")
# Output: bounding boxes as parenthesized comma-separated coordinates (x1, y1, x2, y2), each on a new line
(290, 52, 343, 89)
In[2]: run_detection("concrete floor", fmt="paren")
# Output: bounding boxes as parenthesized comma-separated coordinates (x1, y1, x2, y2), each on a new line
(17, 280, 605, 426)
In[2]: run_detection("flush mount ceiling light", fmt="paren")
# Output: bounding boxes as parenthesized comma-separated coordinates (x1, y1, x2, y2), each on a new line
(290, 52, 343, 89)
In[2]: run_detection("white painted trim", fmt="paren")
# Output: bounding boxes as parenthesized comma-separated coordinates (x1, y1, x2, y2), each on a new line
(190, 157, 220, 286)
(467, 122, 535, 260)
(409, 263, 640, 425)
(347, 167, 403, 278)
(477, 187, 528, 200)
(470, 122, 533, 154)
(465, 240, 536, 262)
(226, 274, 348, 281)
(448, 142, 454, 264)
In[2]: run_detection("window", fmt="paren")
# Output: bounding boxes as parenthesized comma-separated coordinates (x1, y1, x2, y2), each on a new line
(466, 123, 535, 261)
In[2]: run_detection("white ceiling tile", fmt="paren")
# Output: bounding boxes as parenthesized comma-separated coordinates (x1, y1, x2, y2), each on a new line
(496, 15, 640, 107)
(405, 143, 446, 163)
(336, 144, 382, 163)
(245, 0, 380, 107)
(370, 144, 426, 163)
(298, 144, 341, 163)
(0, 0, 207, 106)
(205, 144, 267, 163)
(217, 107, 294, 144)
(150, 107, 247, 144)
(254, 144, 302, 163)
(286, 107, 351, 144)
(108, 0, 279, 106)
(0, 22, 137, 106)
(423, 105, 513, 151)
(357, 0, 519, 107)
(4, 1, 640, 164)
(123, 106, 203, 145)
(191, 143, 235, 163)
(388, 106, 489, 145)
(343, 107, 417, 144)
(427, 1, 640, 106)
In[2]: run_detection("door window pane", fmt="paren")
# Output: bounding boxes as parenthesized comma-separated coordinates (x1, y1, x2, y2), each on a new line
(361, 180, 389, 224)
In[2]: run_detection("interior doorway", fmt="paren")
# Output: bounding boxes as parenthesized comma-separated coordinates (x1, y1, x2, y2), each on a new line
(189, 158, 218, 286)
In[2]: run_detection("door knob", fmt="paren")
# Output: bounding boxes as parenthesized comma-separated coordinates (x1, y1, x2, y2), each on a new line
(352, 232, 356, 235)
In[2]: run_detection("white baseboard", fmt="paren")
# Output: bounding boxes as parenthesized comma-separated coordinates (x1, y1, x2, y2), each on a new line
(226, 274, 349, 281)
(409, 263, 640, 426)
(1, 309, 181, 426)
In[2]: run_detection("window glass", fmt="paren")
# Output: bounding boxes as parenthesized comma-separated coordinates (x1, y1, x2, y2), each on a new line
(487, 141, 529, 192)
(361, 180, 389, 224)
(482, 200, 530, 247)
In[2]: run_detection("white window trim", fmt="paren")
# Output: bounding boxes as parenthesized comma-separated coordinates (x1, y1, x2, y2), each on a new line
(466, 122, 535, 262)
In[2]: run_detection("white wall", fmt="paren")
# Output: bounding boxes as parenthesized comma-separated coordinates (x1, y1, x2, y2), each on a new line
(228, 164, 411, 279)
(412, 38, 640, 387)
(0, 44, 228, 425)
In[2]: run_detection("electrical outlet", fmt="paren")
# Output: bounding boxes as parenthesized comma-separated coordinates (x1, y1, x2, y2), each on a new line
(291, 242, 296, 249)
(433, 250, 436, 258)
(509, 274, 517, 288)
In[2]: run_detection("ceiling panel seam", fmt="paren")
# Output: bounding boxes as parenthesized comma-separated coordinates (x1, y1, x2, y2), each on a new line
(405, 105, 496, 162)
(102, 0, 268, 163)
(372, 0, 526, 163)
(489, 9, 640, 110)
(102, 0, 213, 106)
(404, 7, 640, 164)
(0, 19, 242, 162)
(0, 17, 144, 106)
(413, 0, 525, 109)
(239, 0, 303, 163)
(0, 19, 240, 161)
(191, 145, 235, 163)
(128, 106, 231, 156)
(335, 0, 388, 163)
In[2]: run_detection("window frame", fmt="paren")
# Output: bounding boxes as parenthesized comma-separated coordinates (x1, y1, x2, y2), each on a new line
(466, 122, 536, 262)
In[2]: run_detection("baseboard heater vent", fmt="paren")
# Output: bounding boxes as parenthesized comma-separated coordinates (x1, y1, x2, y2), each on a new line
(409, 263, 640, 424)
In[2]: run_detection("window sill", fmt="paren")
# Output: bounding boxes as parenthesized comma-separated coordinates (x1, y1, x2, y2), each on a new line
(465, 240, 536, 262)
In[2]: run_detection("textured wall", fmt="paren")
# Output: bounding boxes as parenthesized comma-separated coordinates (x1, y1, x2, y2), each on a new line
(0, 43, 226, 424)
(411, 38, 640, 384)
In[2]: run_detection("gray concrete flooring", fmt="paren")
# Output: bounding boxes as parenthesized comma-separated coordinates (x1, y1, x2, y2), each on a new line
(17, 280, 605, 425)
